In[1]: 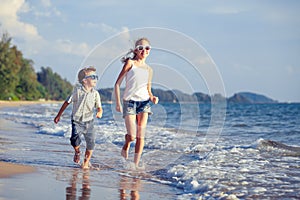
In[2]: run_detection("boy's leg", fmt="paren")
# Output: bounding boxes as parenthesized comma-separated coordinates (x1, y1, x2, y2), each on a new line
(134, 113, 148, 166)
(122, 115, 137, 159)
(82, 121, 95, 169)
(71, 120, 82, 164)
(82, 149, 93, 169)
(73, 146, 81, 164)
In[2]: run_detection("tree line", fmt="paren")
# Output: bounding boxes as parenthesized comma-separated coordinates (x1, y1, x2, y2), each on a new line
(0, 32, 201, 103)
(0, 33, 72, 101)
(1, 33, 276, 104)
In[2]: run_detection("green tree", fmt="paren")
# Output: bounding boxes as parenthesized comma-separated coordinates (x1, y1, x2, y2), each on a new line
(37, 67, 73, 100)
(16, 59, 44, 100)
(0, 33, 73, 101)
(0, 33, 22, 99)
(0, 33, 45, 100)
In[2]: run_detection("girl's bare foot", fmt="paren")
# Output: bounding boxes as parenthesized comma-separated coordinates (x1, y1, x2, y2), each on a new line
(121, 148, 129, 159)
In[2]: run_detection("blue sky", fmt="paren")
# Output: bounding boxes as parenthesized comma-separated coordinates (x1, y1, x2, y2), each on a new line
(0, 0, 299, 102)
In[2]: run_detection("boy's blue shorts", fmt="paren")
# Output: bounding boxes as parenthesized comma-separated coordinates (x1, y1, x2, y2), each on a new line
(70, 119, 95, 150)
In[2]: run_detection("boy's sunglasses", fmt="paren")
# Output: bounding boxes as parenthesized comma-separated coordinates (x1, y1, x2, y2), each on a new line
(84, 74, 98, 80)
(135, 45, 151, 51)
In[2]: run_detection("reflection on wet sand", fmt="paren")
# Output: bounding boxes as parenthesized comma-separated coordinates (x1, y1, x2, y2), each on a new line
(119, 175, 141, 200)
(66, 169, 91, 200)
(65, 167, 147, 200)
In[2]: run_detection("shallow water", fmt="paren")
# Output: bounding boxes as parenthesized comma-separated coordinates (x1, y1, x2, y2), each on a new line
(0, 103, 300, 199)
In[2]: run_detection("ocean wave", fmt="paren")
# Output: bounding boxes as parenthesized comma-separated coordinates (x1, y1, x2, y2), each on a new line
(36, 125, 70, 137)
(257, 139, 300, 157)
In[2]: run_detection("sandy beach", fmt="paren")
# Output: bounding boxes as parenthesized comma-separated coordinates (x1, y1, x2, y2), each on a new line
(1, 100, 300, 199)
(0, 100, 179, 200)
(0, 100, 62, 108)
(0, 162, 36, 178)
(0, 100, 62, 178)
(0, 101, 48, 179)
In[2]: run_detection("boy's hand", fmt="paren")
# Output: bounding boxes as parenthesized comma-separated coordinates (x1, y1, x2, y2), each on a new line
(96, 111, 102, 118)
(54, 116, 60, 124)
(96, 107, 103, 118)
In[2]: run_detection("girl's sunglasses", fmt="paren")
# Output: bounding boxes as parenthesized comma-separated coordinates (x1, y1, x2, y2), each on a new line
(135, 45, 151, 51)
(84, 74, 98, 80)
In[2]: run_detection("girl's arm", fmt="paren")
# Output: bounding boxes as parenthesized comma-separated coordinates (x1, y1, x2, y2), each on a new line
(147, 67, 159, 104)
(114, 60, 132, 112)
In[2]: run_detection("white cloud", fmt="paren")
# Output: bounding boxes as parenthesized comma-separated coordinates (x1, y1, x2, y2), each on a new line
(55, 39, 91, 56)
(41, 0, 52, 7)
(209, 6, 244, 15)
(286, 65, 300, 75)
(81, 22, 129, 38)
(31, 0, 61, 18)
(232, 63, 253, 72)
(261, 7, 299, 25)
(0, 0, 46, 57)
(80, 22, 119, 35)
(0, 0, 85, 61)
(100, 23, 121, 35)
(0, 0, 41, 40)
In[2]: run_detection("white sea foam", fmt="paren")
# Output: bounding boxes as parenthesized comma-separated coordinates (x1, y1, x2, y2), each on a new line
(1, 103, 300, 199)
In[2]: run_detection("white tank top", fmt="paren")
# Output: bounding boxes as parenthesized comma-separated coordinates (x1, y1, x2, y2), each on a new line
(123, 64, 150, 101)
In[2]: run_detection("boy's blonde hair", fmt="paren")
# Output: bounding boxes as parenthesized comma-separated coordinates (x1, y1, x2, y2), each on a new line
(78, 66, 96, 83)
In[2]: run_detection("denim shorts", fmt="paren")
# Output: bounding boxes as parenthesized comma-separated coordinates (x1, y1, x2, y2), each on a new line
(70, 119, 95, 150)
(123, 99, 152, 117)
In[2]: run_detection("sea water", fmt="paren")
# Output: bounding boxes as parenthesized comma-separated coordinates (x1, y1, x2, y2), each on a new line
(0, 102, 299, 199)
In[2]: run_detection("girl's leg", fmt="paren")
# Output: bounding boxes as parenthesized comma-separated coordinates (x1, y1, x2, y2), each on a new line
(122, 115, 137, 159)
(134, 113, 148, 166)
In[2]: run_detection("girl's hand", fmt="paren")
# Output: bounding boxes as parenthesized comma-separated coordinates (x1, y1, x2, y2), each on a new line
(116, 103, 123, 113)
(151, 96, 159, 104)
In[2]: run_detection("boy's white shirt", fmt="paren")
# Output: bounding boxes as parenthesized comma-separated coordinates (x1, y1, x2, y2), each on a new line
(66, 84, 101, 122)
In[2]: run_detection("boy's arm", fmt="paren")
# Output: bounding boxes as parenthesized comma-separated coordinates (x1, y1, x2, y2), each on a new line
(95, 91, 102, 119)
(96, 107, 103, 118)
(54, 101, 70, 124)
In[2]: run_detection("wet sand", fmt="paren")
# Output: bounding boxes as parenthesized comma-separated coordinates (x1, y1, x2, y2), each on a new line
(0, 162, 36, 178)
(0, 101, 44, 179)
(0, 100, 61, 108)
(0, 101, 180, 199)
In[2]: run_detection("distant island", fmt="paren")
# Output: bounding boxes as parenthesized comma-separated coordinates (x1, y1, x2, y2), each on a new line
(98, 88, 278, 104)
(227, 92, 277, 104)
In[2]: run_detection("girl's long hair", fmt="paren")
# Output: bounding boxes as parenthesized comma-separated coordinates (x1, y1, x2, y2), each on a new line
(120, 37, 150, 63)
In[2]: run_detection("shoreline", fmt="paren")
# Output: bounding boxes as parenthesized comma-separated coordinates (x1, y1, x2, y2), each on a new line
(0, 162, 36, 178)
(0, 105, 179, 199)
(0, 100, 62, 109)
(0, 100, 58, 178)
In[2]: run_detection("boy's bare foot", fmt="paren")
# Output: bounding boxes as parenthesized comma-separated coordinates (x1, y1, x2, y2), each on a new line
(82, 159, 91, 169)
(121, 148, 128, 159)
(82, 165, 90, 170)
(73, 151, 80, 164)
